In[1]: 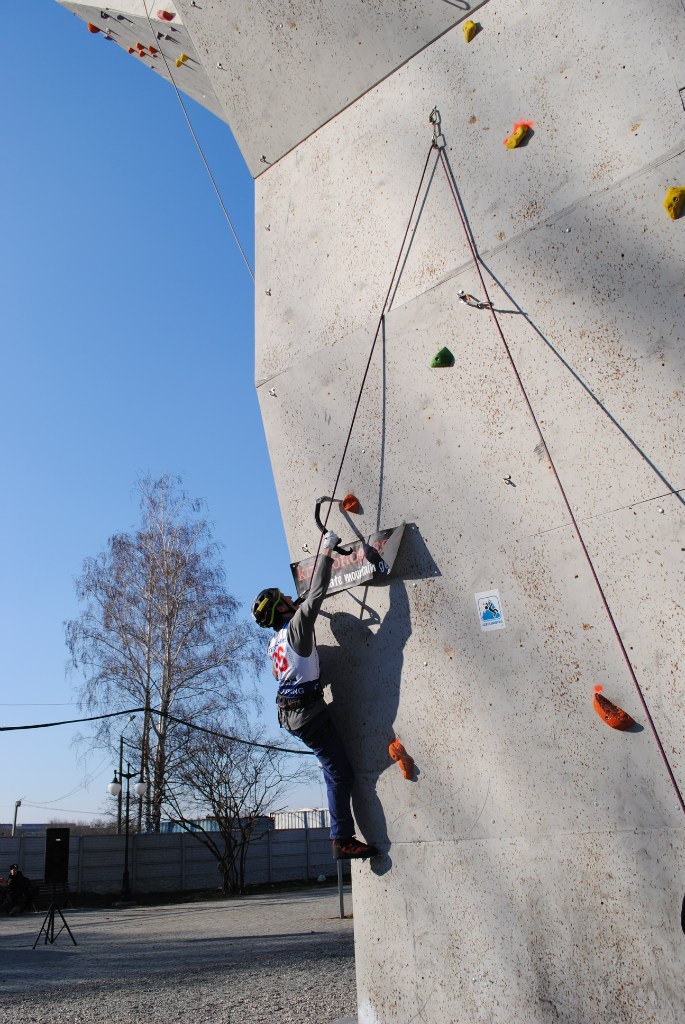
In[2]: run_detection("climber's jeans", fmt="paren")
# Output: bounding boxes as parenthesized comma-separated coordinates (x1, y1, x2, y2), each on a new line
(289, 708, 355, 841)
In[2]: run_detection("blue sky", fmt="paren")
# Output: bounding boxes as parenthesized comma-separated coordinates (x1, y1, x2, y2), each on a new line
(0, 2, 324, 826)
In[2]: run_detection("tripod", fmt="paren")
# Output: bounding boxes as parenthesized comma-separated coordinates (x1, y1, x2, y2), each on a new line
(33, 885, 77, 948)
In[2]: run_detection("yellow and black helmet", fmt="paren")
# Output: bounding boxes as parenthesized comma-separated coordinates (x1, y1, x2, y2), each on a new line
(251, 588, 282, 628)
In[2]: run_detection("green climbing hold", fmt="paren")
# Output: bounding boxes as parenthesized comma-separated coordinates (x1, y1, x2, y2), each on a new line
(431, 347, 455, 368)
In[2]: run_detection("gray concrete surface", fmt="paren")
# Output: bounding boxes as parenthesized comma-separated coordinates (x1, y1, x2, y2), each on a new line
(0, 887, 355, 1024)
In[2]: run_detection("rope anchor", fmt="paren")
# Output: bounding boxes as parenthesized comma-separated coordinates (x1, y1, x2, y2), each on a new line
(429, 107, 446, 150)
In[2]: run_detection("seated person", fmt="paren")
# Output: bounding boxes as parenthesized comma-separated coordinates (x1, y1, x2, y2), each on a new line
(1, 864, 32, 916)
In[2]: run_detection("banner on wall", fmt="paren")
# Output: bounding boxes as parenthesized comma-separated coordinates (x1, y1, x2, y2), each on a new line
(290, 524, 405, 598)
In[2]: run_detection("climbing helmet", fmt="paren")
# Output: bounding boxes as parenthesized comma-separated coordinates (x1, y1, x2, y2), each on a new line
(251, 587, 283, 628)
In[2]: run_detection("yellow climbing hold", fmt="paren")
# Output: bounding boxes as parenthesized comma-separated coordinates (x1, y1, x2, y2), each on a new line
(504, 120, 533, 149)
(663, 187, 685, 220)
(463, 20, 478, 42)
(175, 52, 189, 67)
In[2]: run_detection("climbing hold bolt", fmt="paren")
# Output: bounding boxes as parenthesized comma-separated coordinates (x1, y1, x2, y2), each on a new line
(593, 686, 636, 730)
(268, 388, 277, 397)
(504, 120, 533, 149)
(341, 494, 361, 514)
(462, 20, 478, 42)
(157, 9, 176, 21)
(504, 475, 514, 485)
(389, 739, 414, 780)
(87, 22, 101, 33)
(431, 347, 455, 368)
(663, 187, 685, 220)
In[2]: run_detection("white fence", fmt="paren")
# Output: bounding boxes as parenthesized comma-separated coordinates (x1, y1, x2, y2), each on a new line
(0, 827, 335, 895)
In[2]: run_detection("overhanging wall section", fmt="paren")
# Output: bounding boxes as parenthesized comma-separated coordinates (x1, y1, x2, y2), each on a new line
(255, 0, 685, 1020)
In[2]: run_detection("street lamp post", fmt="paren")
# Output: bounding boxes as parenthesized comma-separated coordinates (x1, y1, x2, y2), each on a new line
(108, 765, 146, 897)
(11, 799, 21, 837)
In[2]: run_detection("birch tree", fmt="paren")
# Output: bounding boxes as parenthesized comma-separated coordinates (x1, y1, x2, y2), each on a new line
(66, 475, 262, 831)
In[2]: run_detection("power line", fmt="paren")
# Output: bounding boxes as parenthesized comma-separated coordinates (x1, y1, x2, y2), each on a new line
(21, 803, 109, 817)
(0, 705, 312, 757)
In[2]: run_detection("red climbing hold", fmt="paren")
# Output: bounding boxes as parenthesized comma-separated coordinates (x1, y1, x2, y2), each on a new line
(341, 494, 361, 514)
(157, 9, 176, 21)
(87, 22, 100, 33)
(136, 42, 146, 51)
(149, 46, 158, 55)
(593, 686, 635, 731)
(127, 47, 135, 54)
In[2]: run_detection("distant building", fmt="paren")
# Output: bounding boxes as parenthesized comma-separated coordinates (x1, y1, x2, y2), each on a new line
(159, 810, 329, 833)
(271, 809, 330, 830)
(159, 816, 274, 834)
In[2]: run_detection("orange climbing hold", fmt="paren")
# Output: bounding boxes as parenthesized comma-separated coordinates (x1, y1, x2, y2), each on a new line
(149, 46, 158, 55)
(504, 120, 533, 149)
(389, 739, 414, 780)
(87, 22, 100, 33)
(593, 686, 635, 731)
(157, 9, 175, 20)
(136, 42, 145, 50)
(127, 47, 135, 54)
(341, 494, 361, 513)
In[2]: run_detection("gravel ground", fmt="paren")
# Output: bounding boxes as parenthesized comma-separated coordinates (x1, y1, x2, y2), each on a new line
(0, 887, 356, 1024)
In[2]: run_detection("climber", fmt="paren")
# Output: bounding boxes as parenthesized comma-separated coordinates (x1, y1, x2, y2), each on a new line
(252, 531, 378, 860)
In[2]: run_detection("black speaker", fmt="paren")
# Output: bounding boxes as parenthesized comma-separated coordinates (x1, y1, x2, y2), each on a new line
(44, 827, 70, 885)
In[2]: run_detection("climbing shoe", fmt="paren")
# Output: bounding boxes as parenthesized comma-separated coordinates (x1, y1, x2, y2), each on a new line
(331, 836, 378, 860)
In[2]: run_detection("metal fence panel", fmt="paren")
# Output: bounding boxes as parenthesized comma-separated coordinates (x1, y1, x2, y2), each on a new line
(0, 828, 335, 895)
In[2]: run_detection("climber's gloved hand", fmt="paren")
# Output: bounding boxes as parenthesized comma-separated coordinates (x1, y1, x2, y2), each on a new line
(323, 531, 340, 550)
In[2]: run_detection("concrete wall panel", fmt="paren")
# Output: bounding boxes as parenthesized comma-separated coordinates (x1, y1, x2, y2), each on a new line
(177, 0, 486, 175)
(352, 830, 685, 1023)
(254, 0, 685, 1018)
(59, 1, 224, 118)
(255, 0, 685, 379)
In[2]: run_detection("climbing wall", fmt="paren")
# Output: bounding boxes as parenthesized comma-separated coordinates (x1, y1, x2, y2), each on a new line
(61, 0, 685, 1019)
(250, 2, 685, 1021)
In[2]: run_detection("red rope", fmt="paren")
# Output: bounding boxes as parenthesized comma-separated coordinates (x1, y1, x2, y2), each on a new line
(438, 148, 685, 817)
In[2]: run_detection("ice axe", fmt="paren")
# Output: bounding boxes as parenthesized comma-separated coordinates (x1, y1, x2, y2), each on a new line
(314, 495, 354, 555)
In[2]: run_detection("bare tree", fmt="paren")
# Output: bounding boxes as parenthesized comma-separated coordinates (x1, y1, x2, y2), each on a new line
(45, 817, 119, 836)
(66, 475, 262, 831)
(164, 721, 314, 894)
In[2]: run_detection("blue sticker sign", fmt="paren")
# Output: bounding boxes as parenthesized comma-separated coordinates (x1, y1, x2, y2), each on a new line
(475, 590, 505, 631)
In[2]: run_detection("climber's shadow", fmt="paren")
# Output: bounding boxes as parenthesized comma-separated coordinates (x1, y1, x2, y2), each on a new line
(318, 525, 436, 869)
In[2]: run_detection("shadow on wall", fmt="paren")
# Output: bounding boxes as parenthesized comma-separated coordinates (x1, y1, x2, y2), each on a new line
(318, 526, 439, 870)
(438, 148, 685, 510)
